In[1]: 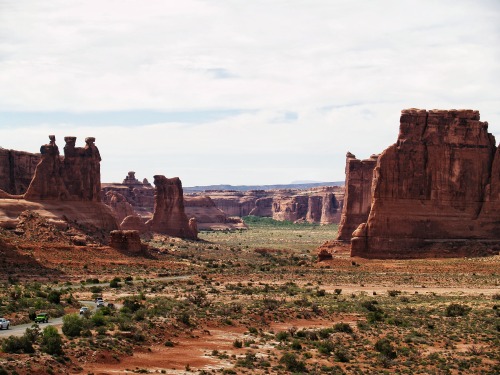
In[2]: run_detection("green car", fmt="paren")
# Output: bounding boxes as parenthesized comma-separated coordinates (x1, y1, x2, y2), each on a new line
(34, 313, 49, 323)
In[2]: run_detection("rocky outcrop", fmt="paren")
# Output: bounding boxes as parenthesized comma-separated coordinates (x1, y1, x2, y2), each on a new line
(184, 196, 246, 230)
(120, 215, 148, 234)
(146, 175, 197, 240)
(336, 153, 378, 241)
(109, 230, 143, 253)
(189, 186, 344, 224)
(351, 109, 500, 258)
(104, 191, 137, 224)
(24, 135, 102, 201)
(0, 148, 41, 195)
(0, 136, 118, 237)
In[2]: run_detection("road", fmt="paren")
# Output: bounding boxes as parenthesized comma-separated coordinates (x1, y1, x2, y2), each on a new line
(0, 275, 193, 337)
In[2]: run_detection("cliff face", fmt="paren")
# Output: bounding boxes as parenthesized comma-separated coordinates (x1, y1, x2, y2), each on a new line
(352, 109, 500, 258)
(184, 196, 246, 230)
(24, 136, 102, 201)
(336, 153, 378, 241)
(196, 187, 344, 224)
(0, 135, 118, 235)
(0, 149, 41, 195)
(147, 175, 197, 240)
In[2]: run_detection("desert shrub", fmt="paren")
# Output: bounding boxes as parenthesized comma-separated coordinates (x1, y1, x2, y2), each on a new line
(387, 290, 401, 297)
(279, 352, 307, 372)
(445, 303, 470, 317)
(1, 334, 35, 354)
(361, 300, 381, 312)
(122, 297, 143, 313)
(317, 339, 335, 355)
(110, 278, 121, 288)
(334, 288, 342, 295)
(24, 323, 41, 343)
(62, 313, 84, 338)
(164, 340, 175, 347)
(40, 325, 63, 355)
(492, 293, 500, 301)
(375, 338, 397, 359)
(276, 331, 289, 342)
(333, 322, 353, 334)
(291, 339, 302, 350)
(91, 312, 107, 327)
(89, 286, 102, 293)
(46, 290, 61, 304)
(233, 339, 243, 348)
(334, 346, 350, 362)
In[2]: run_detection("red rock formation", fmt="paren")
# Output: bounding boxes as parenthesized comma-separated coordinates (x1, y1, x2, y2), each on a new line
(0, 148, 41, 195)
(105, 191, 136, 224)
(146, 175, 197, 239)
(352, 109, 500, 258)
(1, 136, 118, 236)
(120, 215, 148, 234)
(249, 197, 273, 217)
(272, 195, 309, 222)
(336, 153, 378, 241)
(184, 195, 245, 230)
(109, 230, 143, 253)
(24, 135, 102, 201)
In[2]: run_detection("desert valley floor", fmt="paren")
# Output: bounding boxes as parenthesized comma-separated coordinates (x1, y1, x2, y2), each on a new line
(0, 218, 498, 375)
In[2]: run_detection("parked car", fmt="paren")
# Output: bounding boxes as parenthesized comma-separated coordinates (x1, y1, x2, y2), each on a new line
(96, 300, 105, 308)
(79, 306, 89, 315)
(95, 297, 103, 303)
(0, 318, 10, 330)
(34, 312, 49, 323)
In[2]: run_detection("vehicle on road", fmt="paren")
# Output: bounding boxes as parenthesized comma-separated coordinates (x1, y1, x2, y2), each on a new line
(95, 297, 103, 303)
(0, 318, 10, 329)
(34, 313, 49, 323)
(79, 306, 89, 315)
(96, 300, 105, 308)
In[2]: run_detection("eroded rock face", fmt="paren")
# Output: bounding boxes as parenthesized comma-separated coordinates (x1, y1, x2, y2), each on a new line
(184, 195, 246, 230)
(336, 153, 378, 241)
(352, 109, 500, 258)
(109, 230, 143, 253)
(146, 175, 198, 239)
(0, 148, 41, 195)
(24, 136, 102, 201)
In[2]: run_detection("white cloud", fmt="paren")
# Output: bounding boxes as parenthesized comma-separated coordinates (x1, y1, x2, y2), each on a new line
(0, 0, 499, 184)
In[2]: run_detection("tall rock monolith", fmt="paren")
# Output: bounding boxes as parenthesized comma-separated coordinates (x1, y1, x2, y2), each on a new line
(147, 175, 197, 239)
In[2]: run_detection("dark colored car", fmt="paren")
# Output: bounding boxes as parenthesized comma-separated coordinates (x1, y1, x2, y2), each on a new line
(34, 313, 49, 323)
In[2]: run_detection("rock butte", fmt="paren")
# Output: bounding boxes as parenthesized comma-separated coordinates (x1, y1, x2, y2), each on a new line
(350, 109, 500, 258)
(146, 175, 198, 240)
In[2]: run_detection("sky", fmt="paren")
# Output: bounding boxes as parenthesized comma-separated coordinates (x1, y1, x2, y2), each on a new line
(0, 0, 499, 186)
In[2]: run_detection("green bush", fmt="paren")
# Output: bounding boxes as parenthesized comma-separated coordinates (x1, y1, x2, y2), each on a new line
(445, 303, 470, 317)
(375, 338, 397, 359)
(279, 352, 307, 372)
(46, 290, 61, 304)
(1, 334, 35, 354)
(333, 322, 353, 334)
(40, 325, 63, 355)
(62, 313, 84, 338)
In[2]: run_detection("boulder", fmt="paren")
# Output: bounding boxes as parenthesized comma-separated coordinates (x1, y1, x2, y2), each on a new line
(109, 230, 142, 253)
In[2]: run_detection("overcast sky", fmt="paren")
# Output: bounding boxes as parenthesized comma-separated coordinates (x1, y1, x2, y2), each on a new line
(1, 0, 499, 186)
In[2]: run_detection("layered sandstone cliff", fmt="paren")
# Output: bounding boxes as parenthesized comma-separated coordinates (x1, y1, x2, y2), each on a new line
(352, 109, 500, 258)
(0, 136, 118, 235)
(0, 148, 41, 195)
(184, 196, 246, 230)
(336, 153, 378, 241)
(146, 175, 197, 240)
(193, 186, 344, 224)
